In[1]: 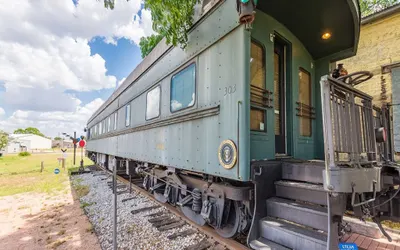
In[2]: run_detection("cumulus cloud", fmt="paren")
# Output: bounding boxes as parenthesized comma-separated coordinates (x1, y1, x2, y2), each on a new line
(0, 0, 155, 135)
(0, 107, 5, 116)
(0, 99, 105, 137)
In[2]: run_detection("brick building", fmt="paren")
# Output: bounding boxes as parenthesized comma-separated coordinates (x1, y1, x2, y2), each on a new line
(338, 4, 400, 152)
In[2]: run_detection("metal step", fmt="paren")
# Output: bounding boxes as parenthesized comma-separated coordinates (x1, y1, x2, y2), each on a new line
(266, 197, 328, 232)
(259, 217, 327, 250)
(275, 181, 327, 206)
(282, 161, 324, 184)
(249, 237, 290, 250)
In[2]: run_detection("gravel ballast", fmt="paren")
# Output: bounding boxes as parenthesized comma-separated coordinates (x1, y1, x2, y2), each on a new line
(71, 171, 206, 250)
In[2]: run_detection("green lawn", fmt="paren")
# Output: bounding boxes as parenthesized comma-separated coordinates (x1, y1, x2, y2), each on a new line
(0, 154, 93, 197)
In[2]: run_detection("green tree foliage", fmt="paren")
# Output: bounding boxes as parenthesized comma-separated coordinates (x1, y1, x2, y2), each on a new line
(0, 130, 8, 151)
(13, 127, 45, 137)
(104, 0, 201, 56)
(360, 0, 399, 17)
(54, 137, 62, 141)
(139, 34, 163, 58)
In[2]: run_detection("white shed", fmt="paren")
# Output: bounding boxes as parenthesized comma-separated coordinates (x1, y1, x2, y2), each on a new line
(6, 134, 52, 153)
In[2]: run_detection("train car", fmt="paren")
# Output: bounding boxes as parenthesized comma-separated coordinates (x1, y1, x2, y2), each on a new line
(85, 1, 400, 249)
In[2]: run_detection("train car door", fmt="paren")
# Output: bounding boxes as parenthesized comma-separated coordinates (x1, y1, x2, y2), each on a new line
(274, 41, 286, 155)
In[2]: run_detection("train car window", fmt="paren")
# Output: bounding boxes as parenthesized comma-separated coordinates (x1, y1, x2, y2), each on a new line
(170, 63, 196, 112)
(114, 112, 117, 130)
(125, 104, 131, 127)
(146, 86, 161, 120)
(94, 125, 97, 136)
(99, 122, 102, 135)
(299, 68, 312, 137)
(250, 41, 266, 132)
(108, 116, 111, 132)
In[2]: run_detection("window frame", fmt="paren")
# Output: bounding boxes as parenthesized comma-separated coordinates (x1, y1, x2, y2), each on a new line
(250, 39, 267, 133)
(170, 62, 197, 114)
(298, 67, 312, 137)
(146, 85, 161, 121)
(125, 104, 131, 127)
(114, 112, 118, 130)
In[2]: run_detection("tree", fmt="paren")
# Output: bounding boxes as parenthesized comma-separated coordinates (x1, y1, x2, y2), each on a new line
(0, 130, 9, 152)
(54, 137, 62, 141)
(360, 0, 399, 17)
(104, 0, 201, 56)
(139, 34, 163, 58)
(13, 127, 45, 137)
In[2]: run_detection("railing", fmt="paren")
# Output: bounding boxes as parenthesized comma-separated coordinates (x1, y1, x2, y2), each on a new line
(250, 85, 273, 109)
(373, 105, 394, 162)
(320, 76, 378, 169)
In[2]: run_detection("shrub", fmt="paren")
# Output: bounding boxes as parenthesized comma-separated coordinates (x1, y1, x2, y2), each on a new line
(18, 152, 31, 157)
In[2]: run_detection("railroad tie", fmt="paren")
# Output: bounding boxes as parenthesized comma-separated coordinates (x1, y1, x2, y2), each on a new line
(184, 238, 213, 250)
(153, 218, 180, 228)
(148, 215, 170, 223)
(116, 189, 129, 195)
(167, 229, 197, 240)
(131, 205, 160, 214)
(144, 211, 164, 217)
(158, 221, 186, 231)
(122, 197, 136, 203)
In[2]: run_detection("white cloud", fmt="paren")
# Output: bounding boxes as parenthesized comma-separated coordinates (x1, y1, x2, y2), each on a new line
(0, 107, 5, 116)
(0, 98, 105, 137)
(0, 0, 155, 135)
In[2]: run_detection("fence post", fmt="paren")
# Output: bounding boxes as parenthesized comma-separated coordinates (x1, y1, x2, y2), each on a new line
(41, 161, 44, 172)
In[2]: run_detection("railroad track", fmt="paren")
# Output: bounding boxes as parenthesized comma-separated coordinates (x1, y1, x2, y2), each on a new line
(90, 164, 250, 250)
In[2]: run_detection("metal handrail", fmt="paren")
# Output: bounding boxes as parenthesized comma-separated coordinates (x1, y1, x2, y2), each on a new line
(320, 75, 378, 188)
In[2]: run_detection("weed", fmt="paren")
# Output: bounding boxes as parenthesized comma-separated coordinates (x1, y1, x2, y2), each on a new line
(74, 184, 89, 198)
(86, 224, 94, 233)
(80, 201, 95, 209)
(57, 229, 66, 235)
(18, 152, 31, 157)
(52, 239, 66, 248)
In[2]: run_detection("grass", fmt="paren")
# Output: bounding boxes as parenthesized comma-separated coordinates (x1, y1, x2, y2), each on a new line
(0, 154, 93, 197)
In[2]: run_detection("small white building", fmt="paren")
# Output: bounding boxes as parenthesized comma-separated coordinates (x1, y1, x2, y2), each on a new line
(5, 134, 52, 153)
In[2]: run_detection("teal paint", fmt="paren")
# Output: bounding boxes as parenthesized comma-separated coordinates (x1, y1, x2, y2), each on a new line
(250, 11, 316, 160)
(314, 58, 330, 159)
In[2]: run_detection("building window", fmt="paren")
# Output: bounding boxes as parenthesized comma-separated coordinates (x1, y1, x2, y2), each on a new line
(108, 116, 111, 132)
(94, 126, 97, 136)
(170, 63, 196, 112)
(103, 120, 106, 134)
(125, 104, 131, 127)
(114, 112, 117, 130)
(146, 86, 161, 120)
(250, 41, 266, 132)
(299, 68, 312, 137)
(99, 122, 102, 135)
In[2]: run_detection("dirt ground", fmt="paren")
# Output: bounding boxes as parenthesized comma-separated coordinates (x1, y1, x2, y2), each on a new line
(0, 181, 100, 250)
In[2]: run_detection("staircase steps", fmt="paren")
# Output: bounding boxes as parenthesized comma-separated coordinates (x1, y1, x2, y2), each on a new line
(281, 161, 324, 184)
(259, 217, 327, 250)
(266, 197, 328, 232)
(275, 180, 327, 206)
(249, 237, 290, 250)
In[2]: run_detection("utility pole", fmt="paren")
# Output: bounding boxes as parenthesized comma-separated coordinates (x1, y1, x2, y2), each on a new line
(113, 157, 117, 250)
(73, 131, 76, 165)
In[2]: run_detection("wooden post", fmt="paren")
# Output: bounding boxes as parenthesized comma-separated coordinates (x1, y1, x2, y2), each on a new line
(62, 158, 65, 170)
(41, 161, 44, 172)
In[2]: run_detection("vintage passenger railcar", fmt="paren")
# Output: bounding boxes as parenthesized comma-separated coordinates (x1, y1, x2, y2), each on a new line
(86, 1, 400, 249)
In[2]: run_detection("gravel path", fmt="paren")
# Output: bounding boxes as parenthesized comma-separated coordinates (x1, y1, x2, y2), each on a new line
(71, 171, 206, 250)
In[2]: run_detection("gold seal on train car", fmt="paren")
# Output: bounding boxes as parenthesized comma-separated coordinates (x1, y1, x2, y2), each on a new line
(218, 140, 237, 169)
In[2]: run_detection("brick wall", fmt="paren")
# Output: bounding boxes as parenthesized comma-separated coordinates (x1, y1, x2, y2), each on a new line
(338, 12, 400, 107)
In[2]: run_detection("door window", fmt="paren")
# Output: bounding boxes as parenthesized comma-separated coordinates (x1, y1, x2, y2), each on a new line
(250, 41, 266, 132)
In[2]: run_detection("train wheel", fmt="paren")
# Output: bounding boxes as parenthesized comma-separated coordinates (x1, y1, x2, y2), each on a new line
(216, 200, 240, 238)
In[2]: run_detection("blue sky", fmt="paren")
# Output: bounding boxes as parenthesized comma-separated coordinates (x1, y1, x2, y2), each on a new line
(66, 37, 143, 106)
(0, 0, 154, 137)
